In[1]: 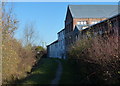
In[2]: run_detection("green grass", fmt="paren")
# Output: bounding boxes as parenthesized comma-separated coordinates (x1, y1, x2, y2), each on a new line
(16, 58, 100, 85)
(59, 59, 105, 85)
(59, 59, 81, 84)
(19, 58, 58, 85)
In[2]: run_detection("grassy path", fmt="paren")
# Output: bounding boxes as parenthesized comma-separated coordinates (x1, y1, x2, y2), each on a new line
(19, 58, 58, 85)
(15, 58, 118, 85)
(16, 58, 81, 85)
(51, 60, 62, 85)
(59, 59, 81, 84)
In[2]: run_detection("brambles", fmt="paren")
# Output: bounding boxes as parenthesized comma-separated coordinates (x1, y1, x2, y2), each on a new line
(68, 35, 120, 84)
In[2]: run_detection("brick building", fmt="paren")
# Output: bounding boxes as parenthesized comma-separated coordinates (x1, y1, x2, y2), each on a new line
(65, 5, 118, 53)
(47, 5, 118, 59)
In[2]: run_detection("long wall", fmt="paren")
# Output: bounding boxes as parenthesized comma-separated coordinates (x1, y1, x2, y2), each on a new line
(64, 14, 120, 58)
(57, 29, 66, 59)
(47, 14, 119, 59)
(80, 14, 120, 38)
(47, 40, 59, 58)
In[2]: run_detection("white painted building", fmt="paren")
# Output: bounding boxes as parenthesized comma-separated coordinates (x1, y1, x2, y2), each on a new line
(57, 29, 66, 59)
(47, 40, 59, 58)
(47, 29, 66, 59)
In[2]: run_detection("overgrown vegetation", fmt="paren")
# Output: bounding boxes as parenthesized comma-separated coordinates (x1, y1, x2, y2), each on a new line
(68, 34, 120, 85)
(1, 3, 45, 84)
(16, 58, 58, 85)
(59, 59, 81, 84)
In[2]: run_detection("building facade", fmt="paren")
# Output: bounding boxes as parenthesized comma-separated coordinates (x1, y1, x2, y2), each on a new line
(64, 5, 118, 54)
(57, 29, 66, 59)
(47, 40, 59, 58)
(47, 29, 66, 59)
(47, 5, 118, 59)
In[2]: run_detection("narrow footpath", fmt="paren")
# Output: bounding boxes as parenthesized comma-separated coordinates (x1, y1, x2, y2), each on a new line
(51, 60, 63, 85)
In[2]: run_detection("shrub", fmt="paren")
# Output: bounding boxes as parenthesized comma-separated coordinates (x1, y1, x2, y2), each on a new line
(68, 35, 120, 84)
(88, 35, 120, 84)
(2, 3, 37, 84)
(68, 38, 92, 60)
(2, 37, 37, 84)
(34, 46, 46, 59)
(2, 38, 21, 83)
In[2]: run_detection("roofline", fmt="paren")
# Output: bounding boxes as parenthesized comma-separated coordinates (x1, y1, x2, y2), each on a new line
(47, 40, 58, 47)
(68, 5, 118, 19)
(64, 5, 73, 22)
(88, 13, 120, 27)
(68, 5, 74, 18)
(81, 13, 120, 32)
(57, 28, 65, 34)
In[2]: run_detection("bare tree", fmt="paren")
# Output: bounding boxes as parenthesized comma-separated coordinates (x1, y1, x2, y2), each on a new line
(2, 2, 18, 39)
(22, 22, 37, 47)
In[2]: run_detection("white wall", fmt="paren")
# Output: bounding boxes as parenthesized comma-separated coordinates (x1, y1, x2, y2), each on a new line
(48, 41, 59, 58)
(47, 29, 66, 59)
(58, 29, 66, 59)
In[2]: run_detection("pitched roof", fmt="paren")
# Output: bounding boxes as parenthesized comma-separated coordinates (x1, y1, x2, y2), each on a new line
(57, 28, 65, 34)
(47, 40, 58, 47)
(76, 25, 86, 30)
(68, 5, 118, 18)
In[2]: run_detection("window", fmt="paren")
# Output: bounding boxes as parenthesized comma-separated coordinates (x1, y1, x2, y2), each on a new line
(82, 26, 88, 29)
(91, 21, 100, 25)
(77, 21, 87, 25)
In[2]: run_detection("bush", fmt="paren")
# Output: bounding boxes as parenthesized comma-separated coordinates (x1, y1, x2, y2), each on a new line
(32, 46, 46, 60)
(2, 37, 36, 84)
(2, 38, 21, 83)
(68, 35, 120, 84)
(1, 3, 37, 84)
(68, 38, 92, 60)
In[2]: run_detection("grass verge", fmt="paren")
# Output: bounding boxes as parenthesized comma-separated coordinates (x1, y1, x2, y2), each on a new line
(18, 58, 58, 85)
(59, 59, 81, 84)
